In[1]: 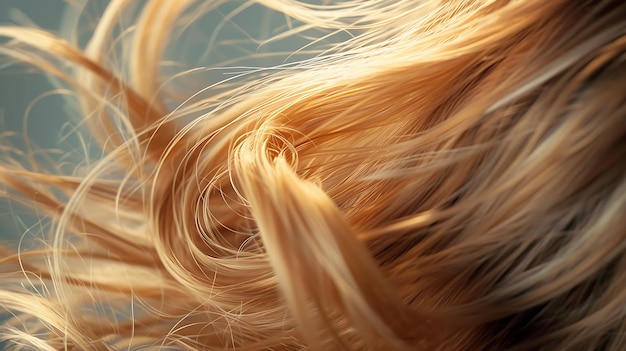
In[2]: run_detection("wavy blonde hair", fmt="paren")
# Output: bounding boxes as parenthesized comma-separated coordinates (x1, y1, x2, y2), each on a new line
(0, 0, 624, 350)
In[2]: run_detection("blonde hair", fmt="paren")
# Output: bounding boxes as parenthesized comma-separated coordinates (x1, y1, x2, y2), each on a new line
(0, 0, 624, 349)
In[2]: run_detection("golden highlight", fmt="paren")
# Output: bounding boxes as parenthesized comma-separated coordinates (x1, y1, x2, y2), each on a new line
(0, 0, 624, 350)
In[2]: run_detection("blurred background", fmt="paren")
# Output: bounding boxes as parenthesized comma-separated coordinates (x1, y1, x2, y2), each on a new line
(0, 0, 66, 243)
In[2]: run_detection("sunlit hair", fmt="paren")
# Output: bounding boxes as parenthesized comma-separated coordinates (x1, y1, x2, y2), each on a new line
(0, 0, 624, 349)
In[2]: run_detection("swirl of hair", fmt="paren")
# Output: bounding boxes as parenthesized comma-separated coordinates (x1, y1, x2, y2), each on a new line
(0, 0, 624, 350)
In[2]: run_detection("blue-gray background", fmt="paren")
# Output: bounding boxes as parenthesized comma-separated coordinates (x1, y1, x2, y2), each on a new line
(1, 0, 66, 243)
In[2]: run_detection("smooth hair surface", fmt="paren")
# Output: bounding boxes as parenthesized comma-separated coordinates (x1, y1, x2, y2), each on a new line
(0, 0, 625, 350)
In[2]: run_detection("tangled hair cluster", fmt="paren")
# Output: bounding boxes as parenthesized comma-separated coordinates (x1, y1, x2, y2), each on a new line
(0, 0, 624, 350)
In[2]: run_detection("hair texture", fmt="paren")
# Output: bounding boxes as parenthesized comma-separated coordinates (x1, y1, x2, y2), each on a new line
(0, 0, 624, 350)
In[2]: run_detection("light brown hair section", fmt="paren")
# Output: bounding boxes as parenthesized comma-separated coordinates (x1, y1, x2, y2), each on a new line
(0, 0, 624, 350)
